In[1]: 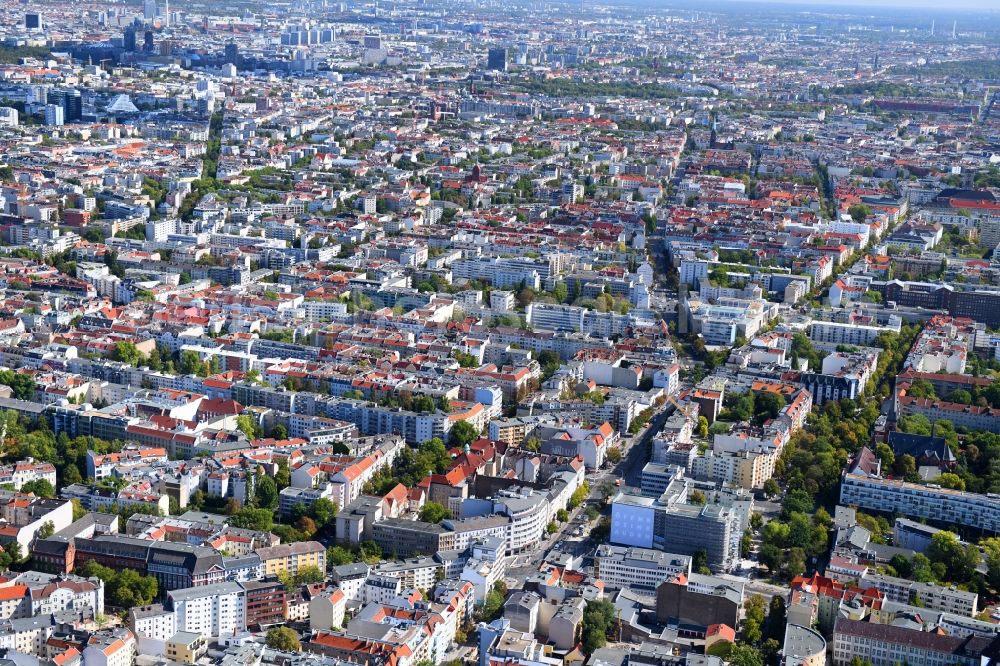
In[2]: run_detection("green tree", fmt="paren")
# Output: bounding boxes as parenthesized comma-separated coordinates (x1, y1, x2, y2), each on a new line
(728, 645, 764, 666)
(111, 341, 144, 366)
(419, 501, 450, 524)
(906, 379, 936, 399)
(265, 626, 301, 652)
(327, 546, 355, 568)
(568, 482, 590, 509)
(552, 281, 568, 304)
(874, 443, 895, 471)
(310, 498, 338, 528)
(37, 520, 55, 539)
(419, 437, 451, 474)
(236, 414, 259, 440)
(293, 565, 325, 586)
(848, 204, 872, 224)
(981, 538, 1000, 589)
(450, 421, 479, 447)
(228, 507, 274, 532)
(697, 416, 709, 439)
(934, 473, 965, 491)
(945, 389, 972, 405)
(581, 599, 616, 654)
(692, 549, 712, 575)
(743, 595, 766, 644)
(0, 370, 35, 400)
(255, 474, 279, 510)
(927, 531, 978, 582)
(178, 350, 203, 376)
(20, 479, 54, 498)
(359, 540, 382, 563)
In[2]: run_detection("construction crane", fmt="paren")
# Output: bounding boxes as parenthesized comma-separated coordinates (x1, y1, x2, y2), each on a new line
(667, 393, 695, 420)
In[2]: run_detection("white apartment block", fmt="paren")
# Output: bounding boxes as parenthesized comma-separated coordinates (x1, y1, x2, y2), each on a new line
(0, 459, 57, 491)
(82, 628, 137, 666)
(372, 557, 441, 592)
(594, 545, 692, 591)
(130, 604, 177, 642)
(363, 574, 402, 605)
(860, 572, 978, 617)
(841, 473, 1000, 533)
(809, 318, 901, 347)
(168, 582, 246, 639)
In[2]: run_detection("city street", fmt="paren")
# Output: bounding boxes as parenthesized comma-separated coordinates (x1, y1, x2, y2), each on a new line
(504, 403, 674, 582)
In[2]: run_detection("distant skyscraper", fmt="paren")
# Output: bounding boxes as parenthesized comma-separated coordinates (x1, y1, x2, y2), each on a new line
(144, 30, 154, 52)
(487, 47, 507, 72)
(44, 104, 64, 126)
(143, 0, 157, 20)
(50, 89, 81, 123)
(224, 42, 239, 66)
(24, 12, 41, 30)
(364, 34, 382, 50)
(123, 26, 137, 52)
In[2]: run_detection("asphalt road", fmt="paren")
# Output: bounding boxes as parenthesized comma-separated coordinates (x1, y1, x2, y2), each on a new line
(503, 404, 673, 582)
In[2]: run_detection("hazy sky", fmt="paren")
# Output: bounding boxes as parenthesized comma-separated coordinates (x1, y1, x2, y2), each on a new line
(723, 0, 1000, 9)
(654, 0, 1000, 11)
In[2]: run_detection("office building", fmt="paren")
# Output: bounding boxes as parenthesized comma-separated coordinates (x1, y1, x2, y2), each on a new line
(43, 104, 63, 126)
(49, 89, 82, 124)
(224, 42, 239, 66)
(594, 544, 692, 591)
(24, 12, 41, 30)
(124, 25, 137, 52)
(610, 479, 752, 572)
(488, 47, 508, 71)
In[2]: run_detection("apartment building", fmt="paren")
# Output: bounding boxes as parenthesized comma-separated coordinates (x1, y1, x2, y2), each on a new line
(800, 350, 879, 404)
(128, 604, 176, 643)
(372, 557, 441, 591)
(0, 458, 57, 491)
(242, 578, 287, 628)
(840, 470, 1000, 533)
(860, 572, 978, 617)
(165, 631, 208, 664)
(831, 618, 987, 666)
(809, 314, 902, 347)
(255, 541, 326, 578)
(82, 628, 137, 666)
(692, 447, 775, 490)
(309, 588, 347, 632)
(372, 518, 457, 557)
(594, 545, 692, 591)
(167, 582, 246, 639)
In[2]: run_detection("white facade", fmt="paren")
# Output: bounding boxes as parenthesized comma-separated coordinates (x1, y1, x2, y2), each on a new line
(595, 545, 691, 591)
(168, 582, 246, 639)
